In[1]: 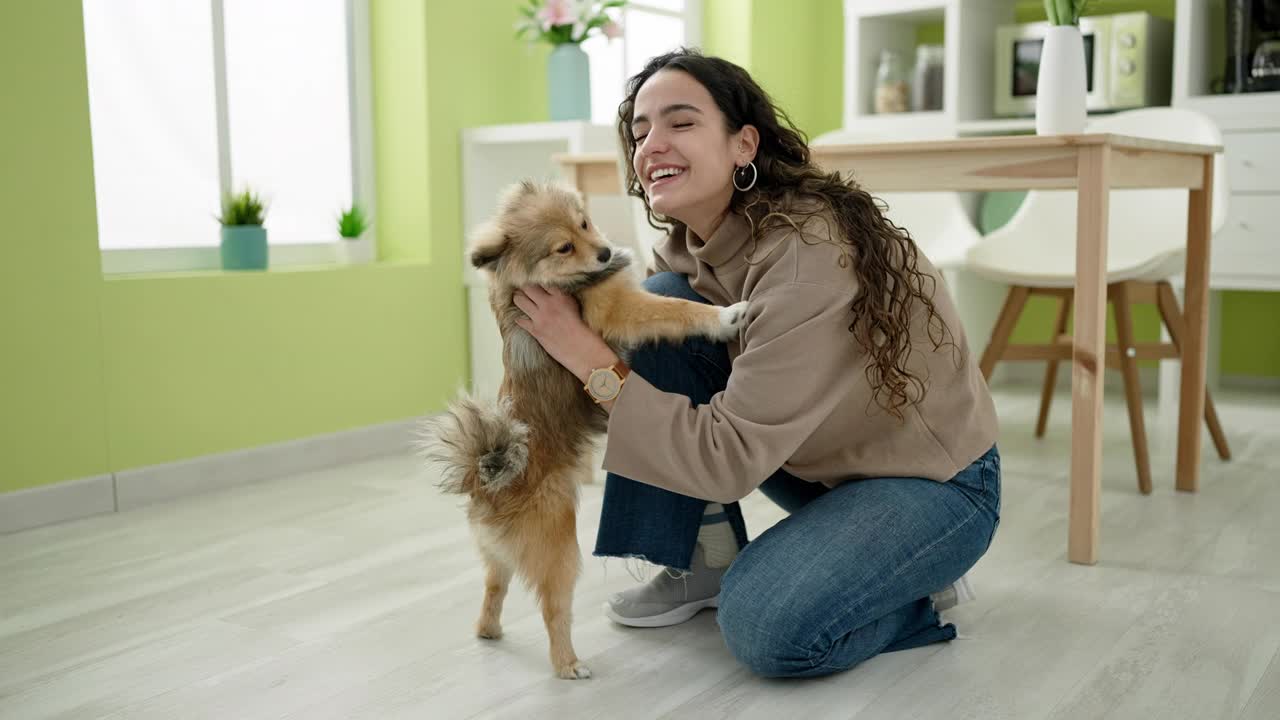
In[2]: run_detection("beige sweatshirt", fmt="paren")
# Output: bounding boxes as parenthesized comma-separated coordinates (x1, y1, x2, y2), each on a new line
(601, 210, 999, 504)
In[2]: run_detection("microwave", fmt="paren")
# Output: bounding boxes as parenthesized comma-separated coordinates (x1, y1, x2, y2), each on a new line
(994, 12, 1174, 117)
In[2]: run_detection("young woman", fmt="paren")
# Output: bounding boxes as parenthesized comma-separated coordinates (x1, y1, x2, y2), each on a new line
(512, 48, 1000, 678)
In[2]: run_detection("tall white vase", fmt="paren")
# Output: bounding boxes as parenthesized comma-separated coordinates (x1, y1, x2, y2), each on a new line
(1035, 25, 1087, 135)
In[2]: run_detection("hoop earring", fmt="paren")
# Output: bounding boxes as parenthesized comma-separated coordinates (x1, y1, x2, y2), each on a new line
(733, 161, 758, 192)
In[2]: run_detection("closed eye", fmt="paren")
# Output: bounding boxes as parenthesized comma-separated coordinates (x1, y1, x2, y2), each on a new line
(635, 122, 691, 143)
(557, 243, 574, 254)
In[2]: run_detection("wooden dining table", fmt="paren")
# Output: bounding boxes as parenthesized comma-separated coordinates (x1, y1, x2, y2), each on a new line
(555, 133, 1221, 565)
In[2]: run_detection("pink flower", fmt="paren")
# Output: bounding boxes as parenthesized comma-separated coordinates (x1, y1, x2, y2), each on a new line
(602, 19, 623, 39)
(536, 0, 575, 31)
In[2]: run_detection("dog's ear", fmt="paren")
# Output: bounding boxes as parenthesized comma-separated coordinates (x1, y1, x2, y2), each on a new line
(469, 223, 509, 271)
(495, 180, 539, 213)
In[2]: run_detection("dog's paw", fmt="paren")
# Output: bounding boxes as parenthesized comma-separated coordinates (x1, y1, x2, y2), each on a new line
(556, 660, 592, 680)
(713, 301, 750, 339)
(476, 621, 503, 640)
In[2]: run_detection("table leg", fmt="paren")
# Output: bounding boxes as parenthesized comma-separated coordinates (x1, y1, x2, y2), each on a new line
(1177, 155, 1215, 492)
(1069, 145, 1111, 566)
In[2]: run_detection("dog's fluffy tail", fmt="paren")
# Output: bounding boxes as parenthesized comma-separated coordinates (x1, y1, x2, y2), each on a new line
(418, 395, 530, 495)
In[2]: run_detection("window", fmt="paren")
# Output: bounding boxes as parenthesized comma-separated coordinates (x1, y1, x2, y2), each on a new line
(584, 0, 702, 126)
(83, 0, 374, 270)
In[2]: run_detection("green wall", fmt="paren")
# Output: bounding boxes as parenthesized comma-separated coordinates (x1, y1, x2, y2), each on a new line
(98, 264, 455, 471)
(704, 0, 753, 69)
(1, 0, 546, 494)
(1, 1, 112, 495)
(749, 0, 845, 140)
(372, 0, 432, 263)
(704, 0, 845, 141)
(1014, 0, 1177, 22)
(423, 2, 550, 281)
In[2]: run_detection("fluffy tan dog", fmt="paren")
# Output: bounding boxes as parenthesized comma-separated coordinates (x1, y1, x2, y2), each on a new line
(422, 180, 747, 679)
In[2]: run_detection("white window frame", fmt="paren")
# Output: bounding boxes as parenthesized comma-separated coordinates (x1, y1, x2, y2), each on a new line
(97, 0, 377, 275)
(587, 1, 701, 126)
(622, 0, 703, 78)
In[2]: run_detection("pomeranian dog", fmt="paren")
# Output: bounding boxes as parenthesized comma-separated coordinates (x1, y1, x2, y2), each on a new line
(421, 180, 748, 679)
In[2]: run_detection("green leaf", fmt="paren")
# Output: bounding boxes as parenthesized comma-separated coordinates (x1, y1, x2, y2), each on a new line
(218, 188, 266, 226)
(1074, 0, 1091, 24)
(1056, 0, 1074, 25)
(1043, 0, 1059, 24)
(337, 203, 370, 238)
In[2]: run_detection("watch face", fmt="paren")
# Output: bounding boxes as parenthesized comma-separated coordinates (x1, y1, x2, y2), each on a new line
(590, 369, 620, 399)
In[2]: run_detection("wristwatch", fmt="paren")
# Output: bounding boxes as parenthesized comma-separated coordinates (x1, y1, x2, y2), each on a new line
(584, 363, 629, 404)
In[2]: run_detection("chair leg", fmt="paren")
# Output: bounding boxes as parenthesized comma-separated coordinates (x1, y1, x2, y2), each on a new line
(1156, 282, 1232, 460)
(979, 286, 1031, 382)
(1113, 282, 1153, 495)
(1035, 290, 1073, 438)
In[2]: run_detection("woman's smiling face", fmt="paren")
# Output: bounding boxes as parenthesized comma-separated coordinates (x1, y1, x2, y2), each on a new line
(630, 69, 756, 238)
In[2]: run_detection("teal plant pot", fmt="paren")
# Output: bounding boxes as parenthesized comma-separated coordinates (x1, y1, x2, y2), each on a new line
(548, 43, 591, 121)
(220, 225, 268, 270)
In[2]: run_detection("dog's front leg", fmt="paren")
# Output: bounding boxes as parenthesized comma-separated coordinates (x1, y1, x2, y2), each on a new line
(581, 279, 749, 346)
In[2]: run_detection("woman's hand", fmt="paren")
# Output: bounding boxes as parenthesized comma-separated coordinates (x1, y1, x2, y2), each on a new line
(513, 285, 620, 383)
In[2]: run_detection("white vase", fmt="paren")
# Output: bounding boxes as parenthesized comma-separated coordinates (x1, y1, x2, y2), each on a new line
(337, 236, 374, 264)
(1035, 25, 1087, 135)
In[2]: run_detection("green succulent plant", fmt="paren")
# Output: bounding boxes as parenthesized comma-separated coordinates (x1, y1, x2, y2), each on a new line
(217, 189, 266, 226)
(338, 203, 370, 239)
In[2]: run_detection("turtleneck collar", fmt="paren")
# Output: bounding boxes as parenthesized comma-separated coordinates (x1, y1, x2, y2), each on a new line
(684, 211, 751, 268)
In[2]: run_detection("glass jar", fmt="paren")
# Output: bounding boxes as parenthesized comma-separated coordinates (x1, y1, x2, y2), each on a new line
(912, 44, 945, 112)
(874, 49, 910, 114)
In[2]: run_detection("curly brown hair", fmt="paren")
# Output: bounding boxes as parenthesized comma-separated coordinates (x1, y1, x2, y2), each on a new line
(617, 48, 955, 419)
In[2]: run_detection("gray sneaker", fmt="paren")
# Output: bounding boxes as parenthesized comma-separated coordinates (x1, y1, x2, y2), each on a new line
(931, 573, 977, 613)
(604, 545, 725, 628)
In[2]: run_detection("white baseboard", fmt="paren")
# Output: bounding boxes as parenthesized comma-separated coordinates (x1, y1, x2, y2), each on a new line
(0, 474, 116, 535)
(1, 418, 418, 535)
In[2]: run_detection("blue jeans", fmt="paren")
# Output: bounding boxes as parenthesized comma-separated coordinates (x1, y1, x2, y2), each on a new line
(594, 272, 1002, 678)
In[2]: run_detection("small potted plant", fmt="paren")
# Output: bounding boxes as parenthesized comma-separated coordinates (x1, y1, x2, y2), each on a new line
(218, 188, 268, 270)
(1036, 0, 1091, 135)
(336, 203, 373, 264)
(515, 0, 626, 121)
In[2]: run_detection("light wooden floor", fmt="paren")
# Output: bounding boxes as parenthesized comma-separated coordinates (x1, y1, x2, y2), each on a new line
(2, 387, 1279, 720)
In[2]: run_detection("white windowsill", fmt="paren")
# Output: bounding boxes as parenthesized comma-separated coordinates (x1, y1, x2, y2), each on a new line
(100, 235, 376, 275)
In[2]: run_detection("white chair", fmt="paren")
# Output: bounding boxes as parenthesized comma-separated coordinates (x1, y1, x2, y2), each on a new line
(813, 129, 1010, 358)
(965, 107, 1232, 494)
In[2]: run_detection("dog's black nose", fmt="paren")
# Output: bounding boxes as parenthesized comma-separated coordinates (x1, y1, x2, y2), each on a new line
(597, 247, 612, 263)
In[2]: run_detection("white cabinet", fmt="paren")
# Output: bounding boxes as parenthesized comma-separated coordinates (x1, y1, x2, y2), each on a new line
(1169, 0, 1280, 293)
(460, 121, 633, 398)
(842, 0, 1019, 134)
